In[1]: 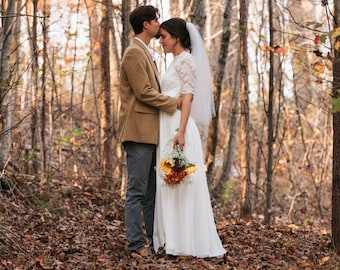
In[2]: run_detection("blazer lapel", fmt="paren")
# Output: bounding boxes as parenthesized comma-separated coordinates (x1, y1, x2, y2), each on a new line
(133, 39, 161, 85)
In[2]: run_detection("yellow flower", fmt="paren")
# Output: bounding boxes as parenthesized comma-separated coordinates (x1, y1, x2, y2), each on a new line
(185, 165, 197, 174)
(160, 159, 174, 174)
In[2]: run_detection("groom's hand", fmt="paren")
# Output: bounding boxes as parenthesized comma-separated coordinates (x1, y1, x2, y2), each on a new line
(177, 96, 182, 110)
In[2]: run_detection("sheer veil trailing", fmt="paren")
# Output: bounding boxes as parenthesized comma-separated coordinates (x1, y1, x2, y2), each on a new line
(186, 22, 215, 134)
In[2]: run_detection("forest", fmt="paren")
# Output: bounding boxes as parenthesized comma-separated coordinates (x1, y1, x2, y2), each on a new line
(0, 0, 340, 269)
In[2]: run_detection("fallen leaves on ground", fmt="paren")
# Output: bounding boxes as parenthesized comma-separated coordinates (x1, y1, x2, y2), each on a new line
(0, 176, 339, 270)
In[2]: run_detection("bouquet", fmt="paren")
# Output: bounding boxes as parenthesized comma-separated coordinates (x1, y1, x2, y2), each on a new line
(159, 144, 197, 185)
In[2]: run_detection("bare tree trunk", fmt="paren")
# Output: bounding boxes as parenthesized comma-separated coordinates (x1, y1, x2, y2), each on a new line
(189, 0, 205, 35)
(109, 6, 121, 188)
(253, 0, 266, 213)
(41, 0, 50, 173)
(254, 117, 264, 212)
(121, 0, 130, 56)
(119, 0, 132, 197)
(30, 0, 40, 174)
(332, 0, 340, 254)
(100, 0, 113, 188)
(264, 0, 275, 225)
(69, 0, 82, 179)
(84, 0, 101, 158)
(239, 0, 251, 219)
(189, 0, 210, 156)
(69, 1, 81, 131)
(47, 48, 57, 185)
(204, 0, 211, 50)
(13, 0, 23, 171)
(212, 61, 239, 197)
(0, 0, 16, 170)
(207, 0, 233, 183)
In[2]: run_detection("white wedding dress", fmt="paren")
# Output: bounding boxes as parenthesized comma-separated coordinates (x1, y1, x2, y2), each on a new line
(153, 51, 226, 258)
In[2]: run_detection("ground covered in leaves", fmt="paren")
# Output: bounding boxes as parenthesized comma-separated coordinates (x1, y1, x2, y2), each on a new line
(0, 175, 339, 270)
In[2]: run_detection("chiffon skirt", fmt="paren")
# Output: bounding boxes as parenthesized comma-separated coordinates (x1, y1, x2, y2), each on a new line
(153, 110, 226, 258)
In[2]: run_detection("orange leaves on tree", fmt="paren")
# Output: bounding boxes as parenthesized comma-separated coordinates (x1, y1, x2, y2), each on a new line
(335, 40, 340, 51)
(274, 45, 289, 54)
(332, 27, 340, 38)
(312, 61, 325, 75)
(312, 61, 326, 83)
(262, 45, 289, 54)
(332, 27, 340, 51)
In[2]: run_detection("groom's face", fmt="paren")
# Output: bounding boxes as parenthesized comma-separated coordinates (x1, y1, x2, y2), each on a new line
(145, 17, 160, 39)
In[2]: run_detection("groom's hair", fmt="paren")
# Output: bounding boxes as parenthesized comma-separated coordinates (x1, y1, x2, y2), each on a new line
(130, 5, 159, 35)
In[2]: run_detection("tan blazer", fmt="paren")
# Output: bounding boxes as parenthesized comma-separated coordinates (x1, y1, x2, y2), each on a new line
(118, 39, 177, 145)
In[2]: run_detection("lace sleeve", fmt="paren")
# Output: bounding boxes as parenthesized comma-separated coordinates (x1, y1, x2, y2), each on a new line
(174, 54, 197, 95)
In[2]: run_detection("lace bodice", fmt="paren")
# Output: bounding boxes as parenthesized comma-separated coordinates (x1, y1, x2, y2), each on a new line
(161, 51, 197, 97)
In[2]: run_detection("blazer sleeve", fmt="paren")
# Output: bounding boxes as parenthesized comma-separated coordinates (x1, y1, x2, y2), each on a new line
(122, 46, 177, 114)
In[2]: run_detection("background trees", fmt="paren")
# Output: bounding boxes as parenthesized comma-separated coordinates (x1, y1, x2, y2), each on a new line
(0, 0, 337, 248)
(332, 0, 340, 254)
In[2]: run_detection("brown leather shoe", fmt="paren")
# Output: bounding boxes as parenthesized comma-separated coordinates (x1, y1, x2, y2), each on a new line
(130, 249, 149, 258)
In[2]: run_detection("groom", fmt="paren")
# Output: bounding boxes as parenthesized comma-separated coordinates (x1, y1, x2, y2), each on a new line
(118, 5, 180, 257)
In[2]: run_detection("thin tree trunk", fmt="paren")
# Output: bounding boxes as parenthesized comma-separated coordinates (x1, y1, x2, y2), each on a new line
(239, 0, 251, 219)
(41, 0, 49, 173)
(69, 1, 81, 131)
(253, 0, 266, 213)
(119, 0, 131, 197)
(109, 6, 121, 186)
(100, 0, 113, 188)
(264, 0, 275, 225)
(212, 61, 240, 197)
(0, 0, 16, 170)
(30, 0, 40, 174)
(332, 0, 340, 254)
(205, 0, 211, 50)
(70, 0, 82, 179)
(84, 0, 101, 163)
(207, 0, 233, 182)
(121, 0, 130, 57)
(189, 0, 209, 155)
(13, 0, 23, 172)
(189, 0, 205, 35)
(46, 48, 56, 185)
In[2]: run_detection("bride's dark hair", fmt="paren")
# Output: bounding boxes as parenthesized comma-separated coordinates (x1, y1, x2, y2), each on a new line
(160, 18, 191, 50)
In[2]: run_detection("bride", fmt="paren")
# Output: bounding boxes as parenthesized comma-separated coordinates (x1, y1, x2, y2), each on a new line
(153, 17, 226, 258)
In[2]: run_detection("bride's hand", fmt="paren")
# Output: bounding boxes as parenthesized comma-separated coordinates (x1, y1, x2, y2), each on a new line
(173, 132, 185, 151)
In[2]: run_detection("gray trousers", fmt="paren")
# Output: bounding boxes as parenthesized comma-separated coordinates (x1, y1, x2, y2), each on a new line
(123, 142, 156, 252)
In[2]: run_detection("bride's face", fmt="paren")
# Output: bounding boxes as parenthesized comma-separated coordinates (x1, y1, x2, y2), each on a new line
(159, 28, 177, 55)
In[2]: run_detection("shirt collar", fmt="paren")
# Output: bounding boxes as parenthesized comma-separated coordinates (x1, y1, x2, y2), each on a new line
(134, 37, 156, 61)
